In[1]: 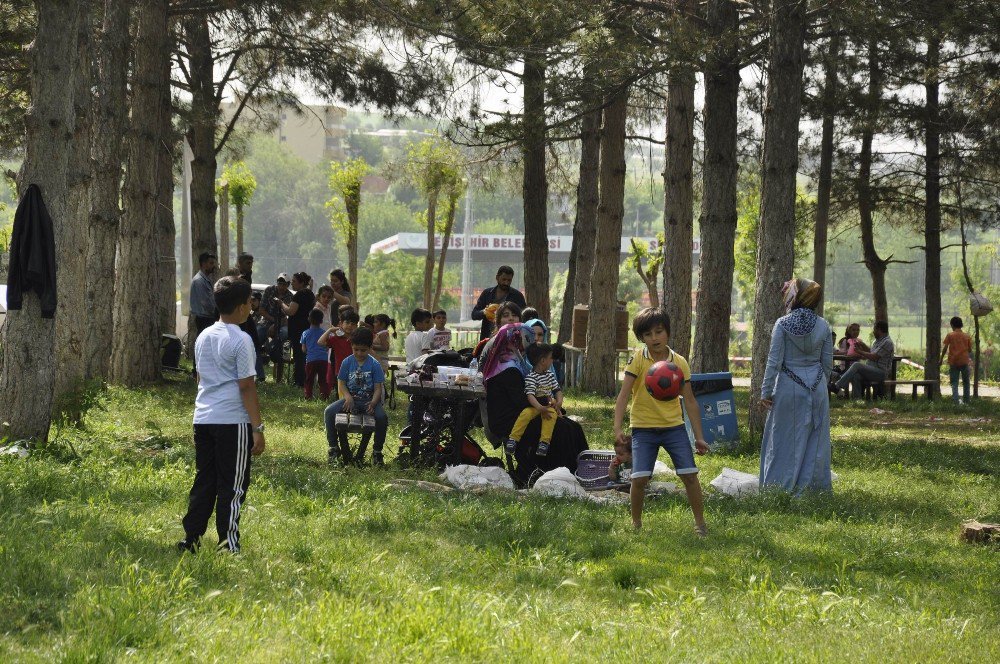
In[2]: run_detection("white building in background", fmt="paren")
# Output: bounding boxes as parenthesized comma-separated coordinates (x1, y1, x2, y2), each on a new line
(370, 232, 701, 315)
(220, 102, 349, 163)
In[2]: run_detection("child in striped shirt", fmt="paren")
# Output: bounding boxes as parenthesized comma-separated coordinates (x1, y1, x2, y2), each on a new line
(504, 343, 563, 457)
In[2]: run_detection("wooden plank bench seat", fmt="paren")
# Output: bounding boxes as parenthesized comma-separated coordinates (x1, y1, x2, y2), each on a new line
(883, 380, 937, 401)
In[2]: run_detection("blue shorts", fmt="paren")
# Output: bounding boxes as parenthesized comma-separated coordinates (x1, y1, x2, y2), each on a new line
(631, 426, 698, 478)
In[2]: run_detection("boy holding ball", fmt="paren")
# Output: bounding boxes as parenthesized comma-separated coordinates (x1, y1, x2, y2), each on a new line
(613, 307, 709, 534)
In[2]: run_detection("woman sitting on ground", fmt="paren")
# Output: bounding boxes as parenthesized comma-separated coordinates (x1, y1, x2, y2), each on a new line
(473, 301, 523, 360)
(480, 322, 588, 486)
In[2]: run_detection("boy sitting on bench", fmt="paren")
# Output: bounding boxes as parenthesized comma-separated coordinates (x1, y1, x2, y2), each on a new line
(323, 327, 388, 466)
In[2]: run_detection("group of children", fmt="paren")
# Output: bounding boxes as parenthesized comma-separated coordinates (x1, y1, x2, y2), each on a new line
(180, 273, 711, 553)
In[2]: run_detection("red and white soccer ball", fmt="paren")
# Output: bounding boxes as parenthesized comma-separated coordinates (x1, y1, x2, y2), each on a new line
(645, 361, 684, 401)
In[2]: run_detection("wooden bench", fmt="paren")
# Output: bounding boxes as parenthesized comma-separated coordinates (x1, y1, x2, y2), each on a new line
(883, 380, 937, 401)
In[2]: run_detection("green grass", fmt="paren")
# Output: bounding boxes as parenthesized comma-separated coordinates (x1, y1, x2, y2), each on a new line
(1, 376, 999, 661)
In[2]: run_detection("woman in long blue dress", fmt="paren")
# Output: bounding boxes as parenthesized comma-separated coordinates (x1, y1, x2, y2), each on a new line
(759, 278, 833, 494)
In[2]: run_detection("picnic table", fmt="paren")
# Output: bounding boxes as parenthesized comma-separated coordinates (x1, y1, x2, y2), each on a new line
(395, 376, 485, 467)
(833, 353, 911, 399)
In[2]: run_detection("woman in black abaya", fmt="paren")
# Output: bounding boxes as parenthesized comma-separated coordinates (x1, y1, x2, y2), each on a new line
(481, 324, 588, 486)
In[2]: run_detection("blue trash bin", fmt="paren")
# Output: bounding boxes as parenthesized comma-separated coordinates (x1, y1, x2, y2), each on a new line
(684, 371, 738, 450)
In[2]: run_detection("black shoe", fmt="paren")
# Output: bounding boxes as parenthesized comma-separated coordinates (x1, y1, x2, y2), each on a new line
(504, 438, 517, 455)
(373, 452, 385, 467)
(176, 538, 200, 554)
(327, 450, 340, 465)
(536, 441, 550, 456)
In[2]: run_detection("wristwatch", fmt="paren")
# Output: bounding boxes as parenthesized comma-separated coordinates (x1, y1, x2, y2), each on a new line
(253, 422, 265, 434)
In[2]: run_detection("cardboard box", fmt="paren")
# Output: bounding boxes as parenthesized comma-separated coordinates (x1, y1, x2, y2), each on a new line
(571, 302, 629, 349)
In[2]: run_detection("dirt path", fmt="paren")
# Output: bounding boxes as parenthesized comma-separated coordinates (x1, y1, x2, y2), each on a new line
(729, 376, 1000, 399)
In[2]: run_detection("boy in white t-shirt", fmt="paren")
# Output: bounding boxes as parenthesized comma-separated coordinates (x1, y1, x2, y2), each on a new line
(426, 309, 453, 351)
(178, 276, 265, 554)
(405, 307, 433, 363)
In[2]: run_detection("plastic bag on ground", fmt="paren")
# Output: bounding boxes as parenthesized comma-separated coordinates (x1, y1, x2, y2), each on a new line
(710, 467, 760, 497)
(530, 467, 590, 499)
(710, 467, 840, 497)
(440, 464, 514, 491)
(0, 445, 29, 459)
(652, 460, 675, 477)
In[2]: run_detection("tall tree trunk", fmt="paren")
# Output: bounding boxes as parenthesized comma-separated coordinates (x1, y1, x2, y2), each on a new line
(218, 184, 230, 271)
(581, 88, 628, 395)
(56, 0, 93, 399)
(858, 38, 888, 323)
(692, 0, 739, 373)
(0, 0, 79, 442)
(347, 204, 359, 309)
(812, 29, 840, 316)
(157, 47, 177, 337)
(85, 0, 129, 379)
(433, 189, 459, 310)
(109, 0, 168, 386)
(559, 232, 577, 344)
(923, 34, 942, 391)
(748, 0, 808, 433)
(522, 53, 550, 319)
(423, 193, 438, 308)
(561, 104, 601, 344)
(185, 15, 218, 273)
(662, 64, 696, 358)
(236, 204, 244, 256)
(955, 173, 981, 399)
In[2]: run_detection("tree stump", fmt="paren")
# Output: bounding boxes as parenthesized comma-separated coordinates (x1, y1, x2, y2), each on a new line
(960, 521, 1000, 544)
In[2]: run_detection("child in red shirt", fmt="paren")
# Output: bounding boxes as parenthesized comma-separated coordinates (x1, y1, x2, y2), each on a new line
(320, 310, 359, 391)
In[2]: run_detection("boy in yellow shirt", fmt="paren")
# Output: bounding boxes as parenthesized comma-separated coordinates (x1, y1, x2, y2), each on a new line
(613, 307, 710, 534)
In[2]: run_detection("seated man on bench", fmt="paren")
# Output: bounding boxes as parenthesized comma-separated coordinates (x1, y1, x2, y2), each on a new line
(833, 320, 894, 399)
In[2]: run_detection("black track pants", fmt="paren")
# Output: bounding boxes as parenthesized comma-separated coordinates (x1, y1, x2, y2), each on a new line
(182, 423, 253, 552)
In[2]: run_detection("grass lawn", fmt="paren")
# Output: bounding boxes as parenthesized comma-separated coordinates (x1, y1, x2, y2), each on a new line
(1, 375, 998, 661)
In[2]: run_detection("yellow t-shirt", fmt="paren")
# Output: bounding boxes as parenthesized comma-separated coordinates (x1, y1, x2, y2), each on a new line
(624, 346, 691, 429)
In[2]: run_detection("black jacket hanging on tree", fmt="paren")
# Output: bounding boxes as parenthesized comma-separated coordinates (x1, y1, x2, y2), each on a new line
(6, 183, 57, 318)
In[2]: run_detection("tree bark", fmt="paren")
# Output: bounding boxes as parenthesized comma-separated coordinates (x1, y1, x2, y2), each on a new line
(56, 0, 93, 399)
(955, 173, 980, 398)
(236, 204, 244, 256)
(923, 34, 942, 391)
(691, 0, 739, 374)
(858, 38, 888, 323)
(558, 231, 577, 344)
(581, 88, 628, 396)
(561, 104, 601, 344)
(662, 64, 696, 358)
(218, 184, 230, 271)
(347, 200, 359, 309)
(85, 0, 129, 379)
(522, 53, 550, 319)
(1, 0, 79, 442)
(749, 0, 808, 433)
(109, 0, 168, 386)
(433, 189, 458, 310)
(423, 193, 437, 308)
(184, 14, 218, 274)
(157, 46, 177, 337)
(812, 29, 840, 316)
